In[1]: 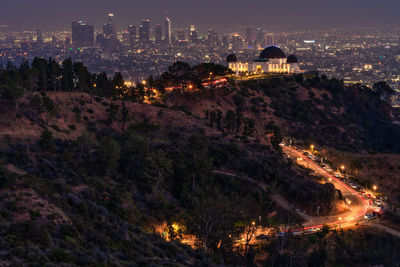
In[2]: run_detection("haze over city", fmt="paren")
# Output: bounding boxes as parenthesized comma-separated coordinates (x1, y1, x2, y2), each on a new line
(1, 0, 400, 30)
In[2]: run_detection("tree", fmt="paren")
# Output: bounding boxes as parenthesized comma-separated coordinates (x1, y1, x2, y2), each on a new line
(191, 197, 224, 252)
(240, 220, 258, 256)
(39, 128, 55, 151)
(98, 136, 120, 175)
(119, 131, 150, 189)
(0, 164, 16, 189)
(106, 102, 119, 126)
(73, 62, 91, 92)
(147, 149, 173, 193)
(373, 81, 395, 102)
(187, 135, 212, 193)
(76, 133, 94, 162)
(121, 101, 129, 132)
(243, 118, 256, 137)
(61, 58, 74, 91)
(271, 126, 283, 151)
(0, 83, 24, 112)
(224, 110, 236, 134)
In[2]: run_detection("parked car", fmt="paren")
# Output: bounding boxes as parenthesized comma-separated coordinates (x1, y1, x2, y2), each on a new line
(364, 213, 376, 219)
(292, 230, 302, 236)
(277, 232, 286, 237)
(306, 227, 320, 233)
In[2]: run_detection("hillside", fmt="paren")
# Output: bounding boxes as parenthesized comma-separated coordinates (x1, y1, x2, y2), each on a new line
(163, 74, 399, 153)
(0, 60, 400, 266)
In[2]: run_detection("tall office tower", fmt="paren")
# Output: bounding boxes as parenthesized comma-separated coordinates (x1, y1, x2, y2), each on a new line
(127, 25, 137, 45)
(232, 34, 243, 50)
(139, 19, 150, 43)
(51, 36, 59, 47)
(64, 37, 72, 48)
(177, 30, 185, 42)
(138, 26, 144, 43)
(165, 15, 171, 45)
(191, 30, 198, 43)
(103, 13, 117, 39)
(155, 24, 162, 44)
(36, 30, 43, 45)
(222, 35, 229, 49)
(207, 30, 219, 47)
(122, 31, 130, 46)
(255, 28, 265, 49)
(71, 21, 94, 47)
(188, 25, 198, 43)
(245, 27, 253, 46)
(266, 35, 276, 46)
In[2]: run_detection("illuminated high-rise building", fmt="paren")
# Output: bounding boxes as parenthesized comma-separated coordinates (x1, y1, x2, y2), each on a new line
(127, 25, 137, 45)
(266, 35, 276, 47)
(207, 29, 219, 47)
(103, 13, 117, 39)
(36, 30, 43, 45)
(155, 24, 162, 44)
(232, 34, 243, 50)
(255, 28, 265, 49)
(165, 15, 171, 45)
(177, 30, 185, 42)
(188, 25, 197, 43)
(245, 27, 253, 46)
(139, 19, 150, 43)
(222, 35, 229, 49)
(71, 21, 94, 47)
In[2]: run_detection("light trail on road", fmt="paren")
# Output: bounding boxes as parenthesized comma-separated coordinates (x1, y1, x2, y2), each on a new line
(282, 145, 374, 230)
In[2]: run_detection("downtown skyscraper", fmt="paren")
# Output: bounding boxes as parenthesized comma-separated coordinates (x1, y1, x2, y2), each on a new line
(71, 21, 94, 47)
(139, 19, 150, 43)
(165, 15, 171, 45)
(155, 24, 162, 44)
(103, 13, 117, 39)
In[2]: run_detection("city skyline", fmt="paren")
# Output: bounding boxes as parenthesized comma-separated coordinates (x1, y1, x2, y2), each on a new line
(1, 0, 400, 31)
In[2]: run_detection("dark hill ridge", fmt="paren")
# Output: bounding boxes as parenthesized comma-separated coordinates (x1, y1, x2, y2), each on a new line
(163, 74, 400, 153)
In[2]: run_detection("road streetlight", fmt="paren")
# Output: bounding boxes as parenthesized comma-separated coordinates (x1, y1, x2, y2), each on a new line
(373, 185, 377, 191)
(340, 165, 345, 171)
(339, 217, 342, 229)
(328, 178, 332, 182)
(310, 144, 314, 152)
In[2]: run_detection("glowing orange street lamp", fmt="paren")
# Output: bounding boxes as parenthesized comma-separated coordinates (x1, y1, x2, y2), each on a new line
(339, 217, 342, 229)
(340, 165, 345, 171)
(373, 185, 377, 191)
(142, 80, 146, 85)
(310, 144, 314, 152)
(252, 221, 256, 226)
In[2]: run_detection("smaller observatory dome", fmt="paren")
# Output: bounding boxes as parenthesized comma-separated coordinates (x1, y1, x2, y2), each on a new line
(259, 46, 286, 59)
(226, 54, 238, 63)
(286, 55, 298, 63)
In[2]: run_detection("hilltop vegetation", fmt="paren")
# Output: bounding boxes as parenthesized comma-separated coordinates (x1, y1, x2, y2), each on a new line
(0, 59, 399, 266)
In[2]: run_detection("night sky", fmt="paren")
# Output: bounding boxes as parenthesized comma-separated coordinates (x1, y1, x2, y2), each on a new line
(1, 0, 399, 31)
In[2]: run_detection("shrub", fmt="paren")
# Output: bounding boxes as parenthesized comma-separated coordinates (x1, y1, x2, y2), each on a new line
(38, 128, 55, 151)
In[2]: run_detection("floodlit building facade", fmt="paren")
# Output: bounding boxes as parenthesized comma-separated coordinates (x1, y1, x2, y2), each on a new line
(227, 46, 302, 74)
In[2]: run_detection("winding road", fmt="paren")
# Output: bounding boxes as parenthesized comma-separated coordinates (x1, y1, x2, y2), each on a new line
(212, 145, 400, 239)
(282, 145, 374, 230)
